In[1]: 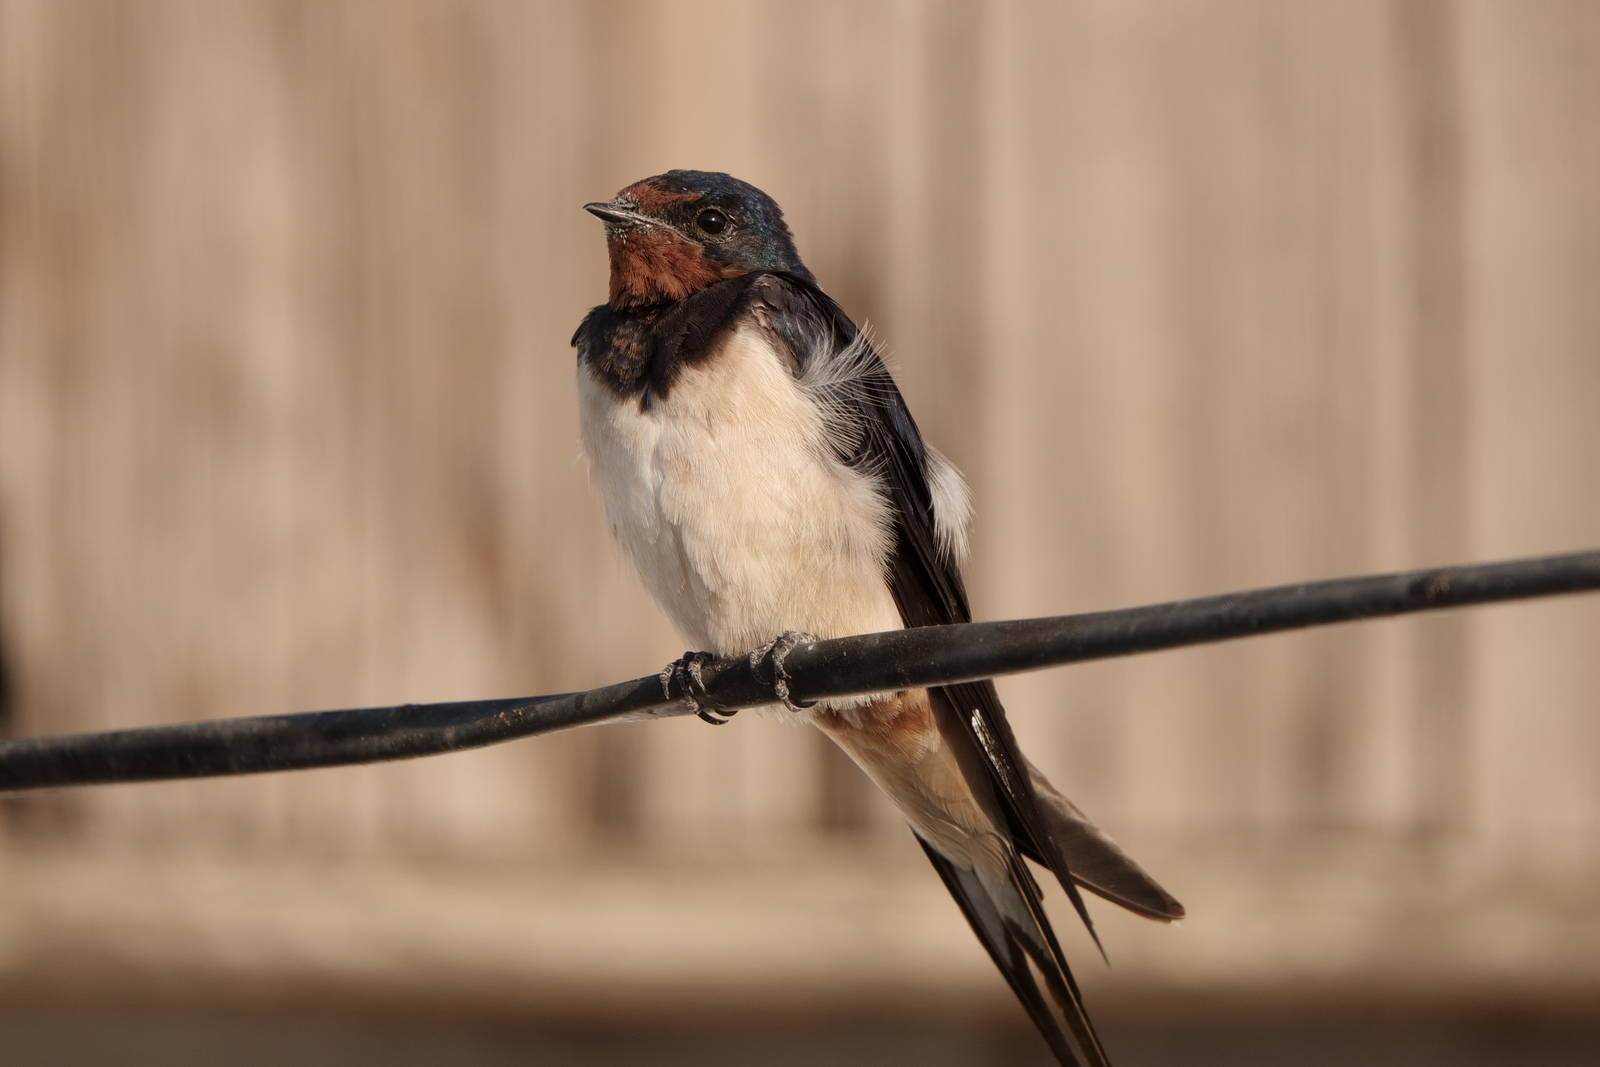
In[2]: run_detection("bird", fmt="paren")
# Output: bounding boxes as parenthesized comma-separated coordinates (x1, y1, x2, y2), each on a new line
(572, 170, 1183, 1066)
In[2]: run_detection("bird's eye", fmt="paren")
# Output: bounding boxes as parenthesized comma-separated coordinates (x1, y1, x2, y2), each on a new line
(696, 208, 729, 235)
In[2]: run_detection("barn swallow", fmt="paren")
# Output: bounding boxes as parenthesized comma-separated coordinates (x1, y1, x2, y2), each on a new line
(574, 170, 1183, 1066)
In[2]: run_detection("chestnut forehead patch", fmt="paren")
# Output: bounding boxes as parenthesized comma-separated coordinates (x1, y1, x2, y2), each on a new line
(621, 179, 701, 214)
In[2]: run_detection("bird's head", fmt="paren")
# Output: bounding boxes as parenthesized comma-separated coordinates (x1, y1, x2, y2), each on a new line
(584, 170, 810, 308)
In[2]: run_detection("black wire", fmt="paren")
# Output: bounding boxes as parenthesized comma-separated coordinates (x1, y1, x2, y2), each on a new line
(1, 549, 1596, 793)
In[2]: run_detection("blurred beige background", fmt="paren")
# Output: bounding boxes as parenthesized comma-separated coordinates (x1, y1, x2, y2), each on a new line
(2, 1, 1598, 1064)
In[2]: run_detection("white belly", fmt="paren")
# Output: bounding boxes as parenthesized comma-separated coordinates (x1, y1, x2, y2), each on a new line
(577, 325, 904, 658)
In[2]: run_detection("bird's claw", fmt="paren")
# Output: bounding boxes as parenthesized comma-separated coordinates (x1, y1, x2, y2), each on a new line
(750, 630, 818, 713)
(661, 651, 734, 725)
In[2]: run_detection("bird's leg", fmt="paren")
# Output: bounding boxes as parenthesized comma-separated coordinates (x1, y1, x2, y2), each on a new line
(660, 651, 734, 725)
(749, 630, 818, 713)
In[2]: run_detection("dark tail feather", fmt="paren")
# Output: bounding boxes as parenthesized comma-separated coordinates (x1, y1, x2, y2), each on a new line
(929, 684, 1112, 961)
(917, 837, 1111, 1067)
(1023, 758, 1186, 922)
(1003, 850, 1110, 1064)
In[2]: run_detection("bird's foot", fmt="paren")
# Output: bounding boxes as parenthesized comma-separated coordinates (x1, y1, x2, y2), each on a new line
(661, 651, 734, 725)
(749, 631, 818, 713)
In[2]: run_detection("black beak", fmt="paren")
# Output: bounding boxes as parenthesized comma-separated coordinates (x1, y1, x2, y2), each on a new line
(583, 199, 656, 229)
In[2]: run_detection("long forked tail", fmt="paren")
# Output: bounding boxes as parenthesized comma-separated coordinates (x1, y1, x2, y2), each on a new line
(917, 838, 1110, 1067)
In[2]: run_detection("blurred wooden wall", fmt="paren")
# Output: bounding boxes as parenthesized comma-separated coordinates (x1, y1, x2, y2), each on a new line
(1, 0, 1598, 1028)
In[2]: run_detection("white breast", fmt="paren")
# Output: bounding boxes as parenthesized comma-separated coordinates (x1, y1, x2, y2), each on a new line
(577, 325, 904, 659)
